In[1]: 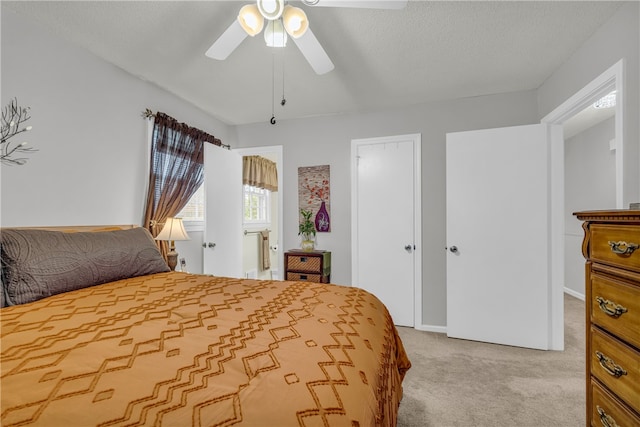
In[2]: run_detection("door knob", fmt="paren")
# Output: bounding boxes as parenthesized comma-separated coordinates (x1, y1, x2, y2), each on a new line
(404, 245, 414, 251)
(202, 242, 216, 248)
(449, 246, 458, 253)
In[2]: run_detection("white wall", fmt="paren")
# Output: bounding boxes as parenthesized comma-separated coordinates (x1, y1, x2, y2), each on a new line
(0, 8, 236, 227)
(174, 230, 204, 274)
(564, 117, 616, 297)
(537, 1, 640, 206)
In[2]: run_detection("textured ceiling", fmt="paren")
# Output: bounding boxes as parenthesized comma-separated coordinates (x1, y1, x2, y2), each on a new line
(4, 1, 623, 126)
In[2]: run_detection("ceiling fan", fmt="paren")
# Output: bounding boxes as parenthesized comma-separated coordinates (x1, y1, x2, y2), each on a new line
(205, 0, 407, 75)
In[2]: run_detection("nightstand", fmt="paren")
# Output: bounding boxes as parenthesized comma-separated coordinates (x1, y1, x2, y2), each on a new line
(284, 250, 331, 283)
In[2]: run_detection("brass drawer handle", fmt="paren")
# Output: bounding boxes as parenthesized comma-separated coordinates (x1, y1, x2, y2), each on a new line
(595, 351, 628, 378)
(608, 240, 639, 255)
(596, 296, 628, 318)
(596, 405, 620, 427)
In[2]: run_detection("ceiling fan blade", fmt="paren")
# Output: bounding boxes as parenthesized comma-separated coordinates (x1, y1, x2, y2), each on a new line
(307, 0, 407, 9)
(205, 20, 248, 60)
(292, 27, 334, 75)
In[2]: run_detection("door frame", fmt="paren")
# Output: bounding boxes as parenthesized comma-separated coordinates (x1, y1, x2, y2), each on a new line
(542, 59, 625, 208)
(234, 146, 284, 280)
(541, 59, 624, 349)
(350, 133, 422, 328)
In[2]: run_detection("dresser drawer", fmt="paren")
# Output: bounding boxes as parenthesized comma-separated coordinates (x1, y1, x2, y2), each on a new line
(591, 224, 640, 272)
(591, 327, 640, 413)
(286, 272, 328, 283)
(590, 379, 640, 427)
(591, 271, 640, 349)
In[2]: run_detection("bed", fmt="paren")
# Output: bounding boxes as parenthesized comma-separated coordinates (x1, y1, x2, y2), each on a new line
(0, 226, 410, 426)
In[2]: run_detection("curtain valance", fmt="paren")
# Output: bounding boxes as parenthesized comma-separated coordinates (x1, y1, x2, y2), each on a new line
(243, 156, 278, 192)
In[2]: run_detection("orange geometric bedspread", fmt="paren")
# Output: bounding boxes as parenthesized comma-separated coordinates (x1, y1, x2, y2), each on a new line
(1, 272, 411, 426)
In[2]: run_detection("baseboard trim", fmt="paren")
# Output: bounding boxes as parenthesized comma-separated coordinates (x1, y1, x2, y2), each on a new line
(564, 287, 585, 301)
(412, 290, 583, 333)
(414, 324, 447, 334)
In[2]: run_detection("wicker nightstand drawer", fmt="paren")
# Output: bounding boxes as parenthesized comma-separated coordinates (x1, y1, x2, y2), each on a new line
(285, 250, 331, 283)
(286, 254, 322, 273)
(286, 272, 328, 283)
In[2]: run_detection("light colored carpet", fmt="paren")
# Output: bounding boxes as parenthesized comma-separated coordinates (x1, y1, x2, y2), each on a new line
(396, 294, 585, 427)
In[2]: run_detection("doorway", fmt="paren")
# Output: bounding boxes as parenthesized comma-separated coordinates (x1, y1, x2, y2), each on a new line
(235, 146, 284, 281)
(542, 59, 624, 206)
(563, 96, 616, 300)
(350, 134, 422, 327)
(202, 145, 283, 279)
(542, 59, 624, 302)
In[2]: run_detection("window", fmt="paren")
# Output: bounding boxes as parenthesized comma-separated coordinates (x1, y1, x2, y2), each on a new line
(176, 183, 204, 232)
(148, 122, 206, 233)
(243, 185, 270, 226)
(176, 183, 272, 232)
(178, 184, 204, 224)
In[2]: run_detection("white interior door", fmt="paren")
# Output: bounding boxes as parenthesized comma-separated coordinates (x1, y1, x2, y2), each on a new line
(446, 124, 563, 350)
(351, 134, 421, 327)
(203, 144, 242, 277)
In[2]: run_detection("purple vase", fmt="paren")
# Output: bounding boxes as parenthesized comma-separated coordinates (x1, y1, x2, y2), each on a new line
(315, 201, 330, 232)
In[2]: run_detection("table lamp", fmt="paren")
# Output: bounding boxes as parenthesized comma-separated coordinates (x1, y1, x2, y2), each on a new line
(155, 217, 190, 271)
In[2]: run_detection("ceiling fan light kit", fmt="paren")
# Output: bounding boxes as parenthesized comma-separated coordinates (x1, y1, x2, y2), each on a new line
(282, 6, 309, 39)
(256, 0, 285, 21)
(239, 2, 308, 44)
(264, 19, 288, 47)
(238, 4, 264, 36)
(206, 1, 406, 75)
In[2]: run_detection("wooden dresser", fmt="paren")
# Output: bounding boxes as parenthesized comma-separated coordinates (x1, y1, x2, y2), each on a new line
(575, 210, 640, 426)
(284, 250, 331, 283)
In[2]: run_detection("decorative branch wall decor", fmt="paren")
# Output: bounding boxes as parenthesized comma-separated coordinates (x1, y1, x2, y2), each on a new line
(1, 98, 37, 166)
(298, 165, 331, 233)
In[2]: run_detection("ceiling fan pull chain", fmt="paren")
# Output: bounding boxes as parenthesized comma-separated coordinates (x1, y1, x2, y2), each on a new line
(270, 52, 277, 125)
(281, 49, 287, 107)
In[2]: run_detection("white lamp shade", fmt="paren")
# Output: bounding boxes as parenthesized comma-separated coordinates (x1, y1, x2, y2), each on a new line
(155, 217, 190, 241)
(238, 4, 264, 36)
(257, 0, 285, 21)
(282, 5, 308, 39)
(264, 19, 287, 47)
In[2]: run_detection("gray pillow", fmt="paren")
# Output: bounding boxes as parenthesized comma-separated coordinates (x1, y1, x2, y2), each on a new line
(1, 227, 170, 306)
(0, 275, 5, 308)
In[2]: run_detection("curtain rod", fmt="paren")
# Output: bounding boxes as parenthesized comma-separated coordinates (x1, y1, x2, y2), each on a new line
(142, 109, 231, 150)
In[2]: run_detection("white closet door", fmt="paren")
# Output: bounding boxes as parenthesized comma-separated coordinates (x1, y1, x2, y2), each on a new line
(352, 134, 421, 327)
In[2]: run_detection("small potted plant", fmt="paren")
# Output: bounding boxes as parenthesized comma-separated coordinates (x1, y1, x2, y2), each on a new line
(298, 208, 316, 251)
